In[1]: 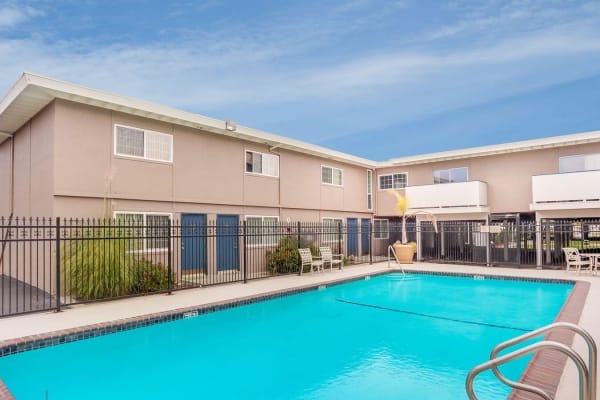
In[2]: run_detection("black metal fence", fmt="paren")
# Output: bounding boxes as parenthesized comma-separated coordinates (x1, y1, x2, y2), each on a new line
(1, 217, 599, 317)
(416, 219, 600, 267)
(0, 217, 379, 317)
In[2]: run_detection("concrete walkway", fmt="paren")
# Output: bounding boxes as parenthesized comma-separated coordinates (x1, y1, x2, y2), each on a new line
(0, 261, 598, 400)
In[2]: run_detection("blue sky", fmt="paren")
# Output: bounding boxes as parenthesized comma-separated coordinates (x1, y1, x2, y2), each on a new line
(0, 0, 599, 160)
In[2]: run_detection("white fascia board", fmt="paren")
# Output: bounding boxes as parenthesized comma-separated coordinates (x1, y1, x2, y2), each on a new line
(0, 73, 30, 116)
(378, 131, 600, 167)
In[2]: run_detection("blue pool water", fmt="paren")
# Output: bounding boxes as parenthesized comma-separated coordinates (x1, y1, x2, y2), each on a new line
(0, 273, 572, 399)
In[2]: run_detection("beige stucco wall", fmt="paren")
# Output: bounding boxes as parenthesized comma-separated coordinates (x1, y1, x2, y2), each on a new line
(376, 142, 600, 217)
(9, 103, 54, 216)
(12, 97, 600, 222)
(0, 139, 10, 216)
(279, 149, 370, 213)
(52, 100, 372, 218)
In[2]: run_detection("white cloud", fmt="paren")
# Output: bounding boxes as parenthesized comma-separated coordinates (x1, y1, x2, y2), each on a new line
(0, 1, 599, 144)
(0, 4, 43, 29)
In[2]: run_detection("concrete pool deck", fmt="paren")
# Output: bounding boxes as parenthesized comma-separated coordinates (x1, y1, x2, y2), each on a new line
(0, 261, 598, 399)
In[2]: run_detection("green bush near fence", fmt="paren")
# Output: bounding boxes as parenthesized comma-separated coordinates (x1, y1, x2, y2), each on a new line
(266, 236, 318, 275)
(61, 223, 172, 301)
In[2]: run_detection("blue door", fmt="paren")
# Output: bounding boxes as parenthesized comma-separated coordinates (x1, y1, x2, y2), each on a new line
(216, 215, 240, 271)
(347, 218, 358, 256)
(181, 214, 207, 272)
(361, 218, 371, 255)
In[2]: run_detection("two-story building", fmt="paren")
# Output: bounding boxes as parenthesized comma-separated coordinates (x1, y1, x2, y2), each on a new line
(1, 73, 600, 269)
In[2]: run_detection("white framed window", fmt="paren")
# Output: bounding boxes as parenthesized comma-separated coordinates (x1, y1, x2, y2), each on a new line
(114, 211, 172, 251)
(378, 173, 407, 190)
(245, 151, 279, 177)
(322, 217, 344, 242)
(559, 153, 600, 173)
(373, 219, 389, 239)
(433, 167, 468, 184)
(114, 124, 173, 163)
(245, 216, 279, 246)
(321, 165, 343, 186)
(367, 170, 373, 210)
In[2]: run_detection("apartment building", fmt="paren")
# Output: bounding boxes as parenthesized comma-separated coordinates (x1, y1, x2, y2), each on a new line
(1, 73, 600, 267)
(0, 73, 374, 227)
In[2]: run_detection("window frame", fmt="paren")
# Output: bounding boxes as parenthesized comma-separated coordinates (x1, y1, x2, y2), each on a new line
(244, 215, 280, 247)
(433, 167, 469, 184)
(378, 173, 408, 190)
(559, 153, 600, 173)
(367, 169, 373, 211)
(114, 123, 174, 163)
(321, 165, 344, 187)
(322, 217, 344, 243)
(373, 218, 389, 240)
(244, 150, 280, 178)
(113, 211, 173, 251)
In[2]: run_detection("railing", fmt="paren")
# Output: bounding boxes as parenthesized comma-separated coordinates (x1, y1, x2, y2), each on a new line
(3, 216, 600, 317)
(0, 217, 376, 317)
(532, 170, 600, 209)
(404, 181, 488, 211)
(491, 322, 597, 400)
(466, 322, 597, 400)
(387, 245, 406, 276)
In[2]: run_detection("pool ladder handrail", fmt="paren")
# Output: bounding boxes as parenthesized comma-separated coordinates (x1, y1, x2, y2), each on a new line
(387, 245, 406, 277)
(465, 322, 597, 400)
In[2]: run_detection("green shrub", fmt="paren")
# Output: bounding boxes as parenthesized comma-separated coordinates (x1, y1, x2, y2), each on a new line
(266, 236, 317, 275)
(61, 223, 172, 301)
(129, 259, 171, 294)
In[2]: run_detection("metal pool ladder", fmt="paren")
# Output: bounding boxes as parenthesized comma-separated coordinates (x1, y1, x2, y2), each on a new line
(387, 245, 406, 277)
(465, 322, 597, 400)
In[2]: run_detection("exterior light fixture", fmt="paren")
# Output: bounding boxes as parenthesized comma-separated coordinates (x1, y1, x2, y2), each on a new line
(225, 120, 237, 131)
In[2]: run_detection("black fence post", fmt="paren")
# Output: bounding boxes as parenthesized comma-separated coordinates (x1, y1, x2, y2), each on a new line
(486, 215, 492, 267)
(337, 221, 342, 257)
(243, 220, 247, 284)
(55, 217, 61, 313)
(167, 218, 172, 295)
(544, 220, 551, 265)
(369, 220, 373, 265)
(516, 214, 521, 266)
(297, 221, 302, 275)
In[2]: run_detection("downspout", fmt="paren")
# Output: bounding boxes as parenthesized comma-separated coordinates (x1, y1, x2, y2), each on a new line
(0, 135, 15, 271)
(268, 144, 282, 220)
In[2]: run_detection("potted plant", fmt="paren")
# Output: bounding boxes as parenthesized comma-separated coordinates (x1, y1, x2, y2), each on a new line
(390, 191, 438, 263)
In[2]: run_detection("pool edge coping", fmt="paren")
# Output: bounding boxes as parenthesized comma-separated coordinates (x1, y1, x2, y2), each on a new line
(0, 269, 584, 400)
(508, 279, 591, 400)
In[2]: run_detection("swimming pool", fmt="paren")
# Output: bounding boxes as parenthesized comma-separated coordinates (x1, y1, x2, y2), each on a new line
(0, 273, 573, 399)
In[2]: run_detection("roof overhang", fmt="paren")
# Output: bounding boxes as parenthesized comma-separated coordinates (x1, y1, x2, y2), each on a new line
(0, 73, 376, 168)
(2, 72, 599, 168)
(378, 130, 600, 167)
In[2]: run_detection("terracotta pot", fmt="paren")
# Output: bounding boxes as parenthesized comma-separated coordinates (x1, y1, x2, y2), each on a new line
(392, 243, 415, 264)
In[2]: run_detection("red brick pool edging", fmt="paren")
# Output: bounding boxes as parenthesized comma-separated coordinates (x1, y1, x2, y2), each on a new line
(0, 271, 589, 400)
(0, 381, 12, 400)
(509, 280, 590, 400)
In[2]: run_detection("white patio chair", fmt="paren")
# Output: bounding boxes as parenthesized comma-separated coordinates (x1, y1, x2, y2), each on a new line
(298, 248, 324, 275)
(319, 246, 343, 271)
(562, 247, 593, 274)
